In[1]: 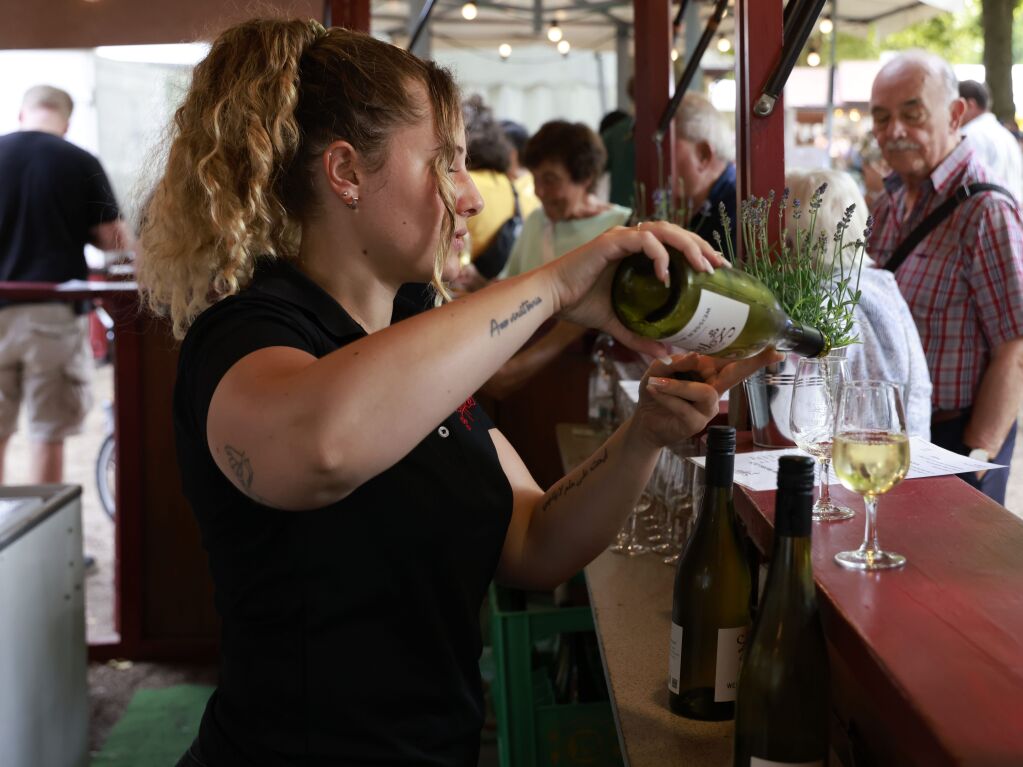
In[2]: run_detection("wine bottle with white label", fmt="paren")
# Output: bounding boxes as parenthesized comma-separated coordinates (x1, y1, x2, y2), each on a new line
(668, 426, 752, 720)
(734, 456, 830, 767)
(611, 248, 827, 359)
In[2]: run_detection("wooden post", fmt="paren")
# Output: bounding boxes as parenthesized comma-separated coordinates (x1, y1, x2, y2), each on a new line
(632, 0, 675, 218)
(326, 0, 370, 31)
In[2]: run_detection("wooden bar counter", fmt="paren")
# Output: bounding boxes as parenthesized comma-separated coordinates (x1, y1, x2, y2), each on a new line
(558, 424, 1023, 767)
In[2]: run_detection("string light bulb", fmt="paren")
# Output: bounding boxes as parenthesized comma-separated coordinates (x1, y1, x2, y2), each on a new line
(557, 39, 571, 56)
(807, 49, 822, 67)
(498, 43, 512, 59)
(849, 108, 862, 122)
(716, 35, 731, 53)
(671, 48, 679, 62)
(547, 22, 563, 43)
(819, 17, 834, 35)
(461, 3, 478, 21)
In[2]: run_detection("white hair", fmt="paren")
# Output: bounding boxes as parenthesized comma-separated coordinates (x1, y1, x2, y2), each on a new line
(784, 167, 874, 270)
(880, 50, 959, 107)
(674, 92, 735, 163)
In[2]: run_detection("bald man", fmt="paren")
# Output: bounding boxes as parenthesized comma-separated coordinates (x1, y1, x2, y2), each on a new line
(867, 51, 1023, 504)
(0, 85, 132, 484)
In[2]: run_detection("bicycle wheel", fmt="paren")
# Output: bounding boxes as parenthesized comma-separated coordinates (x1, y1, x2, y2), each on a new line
(96, 434, 116, 521)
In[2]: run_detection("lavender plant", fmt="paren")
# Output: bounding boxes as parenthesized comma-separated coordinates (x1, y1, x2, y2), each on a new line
(712, 184, 869, 350)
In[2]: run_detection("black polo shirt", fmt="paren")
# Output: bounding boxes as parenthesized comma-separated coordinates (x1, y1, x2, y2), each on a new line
(0, 131, 120, 285)
(174, 258, 513, 765)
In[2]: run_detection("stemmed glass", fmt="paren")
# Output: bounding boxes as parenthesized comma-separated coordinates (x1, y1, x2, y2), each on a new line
(789, 356, 854, 522)
(832, 380, 911, 570)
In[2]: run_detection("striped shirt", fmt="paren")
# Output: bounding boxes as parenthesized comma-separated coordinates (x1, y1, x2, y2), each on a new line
(869, 138, 1023, 411)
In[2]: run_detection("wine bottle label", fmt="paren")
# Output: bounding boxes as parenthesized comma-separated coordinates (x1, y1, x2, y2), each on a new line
(667, 622, 683, 693)
(750, 759, 824, 767)
(713, 625, 749, 702)
(662, 289, 750, 354)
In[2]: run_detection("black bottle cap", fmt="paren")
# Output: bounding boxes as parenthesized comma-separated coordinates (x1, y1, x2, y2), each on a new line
(706, 425, 736, 454)
(788, 324, 828, 358)
(775, 455, 814, 536)
(704, 426, 735, 487)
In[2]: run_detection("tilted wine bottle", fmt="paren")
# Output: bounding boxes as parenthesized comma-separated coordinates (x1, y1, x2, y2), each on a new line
(668, 426, 752, 720)
(611, 248, 827, 359)
(734, 455, 830, 766)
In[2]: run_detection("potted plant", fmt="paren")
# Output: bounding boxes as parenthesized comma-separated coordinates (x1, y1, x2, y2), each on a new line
(717, 184, 871, 447)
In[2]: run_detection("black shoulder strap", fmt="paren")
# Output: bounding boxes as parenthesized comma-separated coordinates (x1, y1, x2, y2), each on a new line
(884, 182, 1015, 273)
(509, 174, 521, 218)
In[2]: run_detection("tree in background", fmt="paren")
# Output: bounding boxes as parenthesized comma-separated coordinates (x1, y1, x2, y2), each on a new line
(982, 0, 1020, 123)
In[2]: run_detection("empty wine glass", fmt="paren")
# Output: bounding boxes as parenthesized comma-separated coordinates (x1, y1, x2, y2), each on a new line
(832, 380, 911, 570)
(789, 355, 854, 522)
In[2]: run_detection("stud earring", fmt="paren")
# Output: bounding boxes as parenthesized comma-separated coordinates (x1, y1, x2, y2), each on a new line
(341, 190, 359, 211)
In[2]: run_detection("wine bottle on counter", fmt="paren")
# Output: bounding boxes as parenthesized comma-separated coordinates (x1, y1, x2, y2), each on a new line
(611, 247, 827, 359)
(734, 455, 830, 767)
(668, 426, 752, 720)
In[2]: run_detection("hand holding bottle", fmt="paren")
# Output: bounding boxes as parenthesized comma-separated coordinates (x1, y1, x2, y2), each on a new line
(543, 221, 727, 359)
(629, 349, 783, 451)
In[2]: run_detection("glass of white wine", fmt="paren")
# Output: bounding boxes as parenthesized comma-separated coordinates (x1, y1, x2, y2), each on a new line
(789, 355, 854, 522)
(832, 380, 911, 570)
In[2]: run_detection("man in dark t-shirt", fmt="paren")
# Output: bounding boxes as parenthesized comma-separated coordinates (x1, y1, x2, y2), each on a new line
(0, 85, 131, 484)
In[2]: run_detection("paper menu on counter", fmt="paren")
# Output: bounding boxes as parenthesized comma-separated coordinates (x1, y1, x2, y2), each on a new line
(687, 437, 1005, 492)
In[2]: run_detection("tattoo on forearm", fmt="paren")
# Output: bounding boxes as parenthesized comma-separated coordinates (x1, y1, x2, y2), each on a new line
(224, 445, 254, 489)
(490, 296, 543, 337)
(541, 447, 609, 512)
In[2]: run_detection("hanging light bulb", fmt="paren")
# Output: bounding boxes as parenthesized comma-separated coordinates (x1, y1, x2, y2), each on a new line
(498, 43, 512, 60)
(807, 49, 822, 67)
(461, 3, 478, 21)
(716, 35, 731, 53)
(671, 48, 680, 62)
(557, 39, 571, 56)
(819, 17, 834, 35)
(547, 22, 563, 43)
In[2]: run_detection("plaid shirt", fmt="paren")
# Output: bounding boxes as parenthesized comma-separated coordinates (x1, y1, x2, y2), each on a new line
(869, 138, 1023, 411)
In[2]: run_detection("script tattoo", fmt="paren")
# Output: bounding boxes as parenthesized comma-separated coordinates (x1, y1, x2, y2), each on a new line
(541, 447, 609, 512)
(489, 296, 543, 337)
(224, 445, 254, 490)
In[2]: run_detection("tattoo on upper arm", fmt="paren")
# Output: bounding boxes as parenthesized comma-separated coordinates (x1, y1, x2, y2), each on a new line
(224, 445, 254, 489)
(490, 296, 543, 336)
(540, 447, 609, 512)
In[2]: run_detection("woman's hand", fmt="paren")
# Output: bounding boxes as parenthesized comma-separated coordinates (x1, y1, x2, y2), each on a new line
(627, 348, 784, 450)
(543, 221, 726, 358)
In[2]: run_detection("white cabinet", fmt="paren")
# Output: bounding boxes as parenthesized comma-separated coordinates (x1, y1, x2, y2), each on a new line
(0, 486, 87, 767)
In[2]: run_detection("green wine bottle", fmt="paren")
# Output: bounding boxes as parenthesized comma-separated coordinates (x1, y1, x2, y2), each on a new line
(734, 455, 830, 766)
(668, 426, 752, 720)
(611, 248, 827, 359)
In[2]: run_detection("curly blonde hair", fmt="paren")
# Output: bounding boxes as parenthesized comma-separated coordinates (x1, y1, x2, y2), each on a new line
(137, 18, 462, 338)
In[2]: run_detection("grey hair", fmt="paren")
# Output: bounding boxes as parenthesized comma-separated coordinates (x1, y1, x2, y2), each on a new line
(674, 92, 735, 163)
(882, 49, 959, 107)
(21, 85, 74, 119)
(784, 167, 875, 270)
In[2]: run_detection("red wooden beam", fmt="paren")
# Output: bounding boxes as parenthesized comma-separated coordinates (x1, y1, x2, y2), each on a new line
(735, 0, 785, 262)
(326, 0, 370, 32)
(632, 0, 675, 218)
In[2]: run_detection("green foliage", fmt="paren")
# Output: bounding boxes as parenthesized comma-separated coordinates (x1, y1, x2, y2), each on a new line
(881, 0, 983, 63)
(714, 187, 868, 350)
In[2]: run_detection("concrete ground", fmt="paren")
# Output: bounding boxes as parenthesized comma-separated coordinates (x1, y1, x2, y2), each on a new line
(3, 361, 1022, 758)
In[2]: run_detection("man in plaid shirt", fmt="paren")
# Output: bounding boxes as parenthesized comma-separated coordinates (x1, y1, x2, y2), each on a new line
(868, 51, 1023, 505)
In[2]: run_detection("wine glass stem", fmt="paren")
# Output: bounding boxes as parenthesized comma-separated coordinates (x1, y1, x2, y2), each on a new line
(818, 458, 832, 506)
(860, 494, 881, 557)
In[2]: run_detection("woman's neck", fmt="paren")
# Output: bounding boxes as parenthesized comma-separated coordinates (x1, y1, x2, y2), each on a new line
(297, 222, 397, 334)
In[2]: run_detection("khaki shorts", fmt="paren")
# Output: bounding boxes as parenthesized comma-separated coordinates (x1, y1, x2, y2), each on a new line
(0, 303, 93, 442)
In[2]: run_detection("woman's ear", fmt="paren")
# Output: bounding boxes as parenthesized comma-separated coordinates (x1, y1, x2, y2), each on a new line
(322, 140, 361, 202)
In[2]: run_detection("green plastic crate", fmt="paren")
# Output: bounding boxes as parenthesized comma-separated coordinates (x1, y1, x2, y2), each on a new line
(488, 583, 623, 767)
